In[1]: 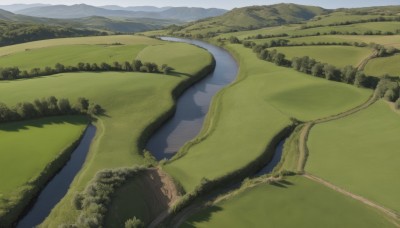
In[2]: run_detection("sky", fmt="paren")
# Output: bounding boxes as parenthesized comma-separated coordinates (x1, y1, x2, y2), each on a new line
(1, 0, 399, 9)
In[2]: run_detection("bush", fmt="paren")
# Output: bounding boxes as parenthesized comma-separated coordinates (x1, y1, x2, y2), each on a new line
(384, 89, 396, 102)
(125, 217, 144, 228)
(395, 98, 400, 110)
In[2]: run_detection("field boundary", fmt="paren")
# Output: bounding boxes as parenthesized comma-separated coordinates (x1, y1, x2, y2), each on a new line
(303, 173, 400, 227)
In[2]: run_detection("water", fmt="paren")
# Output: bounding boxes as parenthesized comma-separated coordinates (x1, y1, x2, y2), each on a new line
(17, 125, 96, 228)
(146, 37, 238, 160)
(255, 139, 287, 176)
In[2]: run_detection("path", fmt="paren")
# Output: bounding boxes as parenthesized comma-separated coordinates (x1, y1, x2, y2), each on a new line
(357, 50, 378, 71)
(303, 173, 400, 227)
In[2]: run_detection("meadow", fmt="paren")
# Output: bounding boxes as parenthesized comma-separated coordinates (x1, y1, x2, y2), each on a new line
(0, 36, 213, 227)
(271, 46, 372, 67)
(307, 101, 400, 212)
(0, 44, 146, 71)
(164, 44, 371, 193)
(364, 54, 400, 77)
(0, 116, 88, 217)
(183, 176, 394, 227)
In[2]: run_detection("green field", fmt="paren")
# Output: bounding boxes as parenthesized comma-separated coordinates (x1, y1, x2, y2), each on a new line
(271, 46, 372, 67)
(183, 176, 394, 227)
(0, 35, 162, 57)
(0, 37, 213, 226)
(365, 54, 400, 77)
(306, 12, 397, 26)
(307, 101, 400, 212)
(164, 44, 371, 193)
(0, 116, 88, 213)
(0, 44, 146, 71)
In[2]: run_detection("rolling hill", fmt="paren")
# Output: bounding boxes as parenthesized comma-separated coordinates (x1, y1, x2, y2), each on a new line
(16, 4, 227, 21)
(178, 3, 328, 34)
(0, 4, 50, 12)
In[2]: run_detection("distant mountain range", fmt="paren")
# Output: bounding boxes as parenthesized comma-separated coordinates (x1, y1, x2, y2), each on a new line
(0, 4, 51, 12)
(11, 4, 227, 21)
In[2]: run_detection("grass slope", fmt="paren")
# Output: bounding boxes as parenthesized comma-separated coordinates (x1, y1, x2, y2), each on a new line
(364, 54, 400, 77)
(307, 101, 400, 212)
(165, 44, 371, 192)
(0, 44, 146, 70)
(0, 116, 88, 213)
(183, 176, 394, 228)
(0, 35, 162, 57)
(272, 46, 372, 67)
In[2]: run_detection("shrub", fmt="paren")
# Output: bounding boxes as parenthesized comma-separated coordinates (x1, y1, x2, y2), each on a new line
(395, 98, 400, 109)
(384, 89, 396, 102)
(125, 217, 144, 228)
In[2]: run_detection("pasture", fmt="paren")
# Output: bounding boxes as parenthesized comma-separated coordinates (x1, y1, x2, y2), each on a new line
(164, 44, 371, 193)
(183, 176, 394, 227)
(271, 46, 372, 67)
(307, 101, 400, 212)
(0, 116, 88, 215)
(364, 54, 400, 77)
(0, 38, 213, 226)
(0, 44, 146, 71)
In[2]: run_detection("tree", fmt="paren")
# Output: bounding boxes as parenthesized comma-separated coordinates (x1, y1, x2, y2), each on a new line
(76, 97, 89, 112)
(341, 65, 357, 84)
(311, 63, 324, 77)
(58, 98, 72, 113)
(55, 63, 65, 73)
(89, 103, 103, 115)
(354, 71, 367, 87)
(123, 61, 132, 71)
(34, 98, 49, 115)
(229, 36, 240, 44)
(100, 63, 111, 71)
(15, 102, 38, 119)
(47, 96, 59, 114)
(0, 102, 13, 122)
(125, 217, 144, 228)
(273, 53, 286, 66)
(132, 60, 143, 72)
(30, 68, 41, 76)
(77, 62, 85, 71)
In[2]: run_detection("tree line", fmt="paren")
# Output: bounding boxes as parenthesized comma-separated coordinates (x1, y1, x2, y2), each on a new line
(0, 60, 174, 80)
(246, 42, 380, 89)
(301, 16, 400, 30)
(375, 76, 400, 106)
(0, 96, 103, 123)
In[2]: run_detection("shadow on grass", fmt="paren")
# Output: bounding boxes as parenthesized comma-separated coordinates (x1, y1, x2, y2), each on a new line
(0, 115, 90, 132)
(181, 205, 223, 227)
(270, 180, 295, 189)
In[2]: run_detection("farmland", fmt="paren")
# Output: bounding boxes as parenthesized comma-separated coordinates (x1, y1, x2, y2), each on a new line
(183, 176, 394, 228)
(364, 54, 400, 77)
(164, 44, 371, 192)
(271, 46, 372, 67)
(307, 101, 400, 212)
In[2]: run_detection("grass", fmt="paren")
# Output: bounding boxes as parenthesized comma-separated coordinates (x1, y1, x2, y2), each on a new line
(0, 35, 162, 57)
(364, 54, 400, 77)
(164, 44, 371, 193)
(271, 46, 372, 67)
(307, 100, 400, 212)
(0, 116, 88, 213)
(0, 44, 146, 71)
(183, 176, 394, 228)
(0, 38, 213, 226)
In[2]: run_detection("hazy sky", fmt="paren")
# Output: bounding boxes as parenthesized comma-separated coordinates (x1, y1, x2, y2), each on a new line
(2, 0, 399, 9)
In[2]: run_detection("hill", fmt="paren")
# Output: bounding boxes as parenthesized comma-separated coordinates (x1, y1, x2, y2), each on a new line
(0, 4, 50, 12)
(100, 5, 172, 12)
(16, 4, 227, 21)
(177, 3, 327, 34)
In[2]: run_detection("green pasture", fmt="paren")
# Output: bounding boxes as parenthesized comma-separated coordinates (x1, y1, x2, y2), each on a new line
(0, 39, 213, 226)
(365, 54, 400, 77)
(165, 44, 371, 192)
(272, 46, 372, 67)
(307, 101, 400, 212)
(307, 12, 397, 26)
(183, 176, 394, 228)
(0, 116, 88, 212)
(0, 35, 162, 57)
(0, 44, 146, 71)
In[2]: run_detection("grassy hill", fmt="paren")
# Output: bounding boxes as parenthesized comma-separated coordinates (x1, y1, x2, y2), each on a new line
(173, 3, 327, 35)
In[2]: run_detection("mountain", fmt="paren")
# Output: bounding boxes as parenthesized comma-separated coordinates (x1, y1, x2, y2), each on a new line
(175, 3, 328, 35)
(0, 4, 50, 12)
(16, 4, 227, 21)
(100, 5, 172, 12)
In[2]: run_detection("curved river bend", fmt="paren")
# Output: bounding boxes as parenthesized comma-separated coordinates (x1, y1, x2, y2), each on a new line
(146, 37, 238, 160)
(17, 37, 287, 227)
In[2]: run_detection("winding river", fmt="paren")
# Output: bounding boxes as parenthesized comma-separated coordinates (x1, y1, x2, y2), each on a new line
(17, 37, 287, 227)
(146, 37, 238, 160)
(17, 125, 96, 228)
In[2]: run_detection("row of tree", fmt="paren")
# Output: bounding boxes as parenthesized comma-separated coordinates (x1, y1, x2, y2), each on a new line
(301, 16, 400, 30)
(0, 60, 174, 80)
(250, 45, 378, 88)
(376, 77, 400, 103)
(0, 96, 102, 123)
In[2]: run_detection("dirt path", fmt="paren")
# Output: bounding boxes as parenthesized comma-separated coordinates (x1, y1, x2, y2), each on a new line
(303, 173, 400, 227)
(297, 94, 377, 172)
(357, 50, 378, 71)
